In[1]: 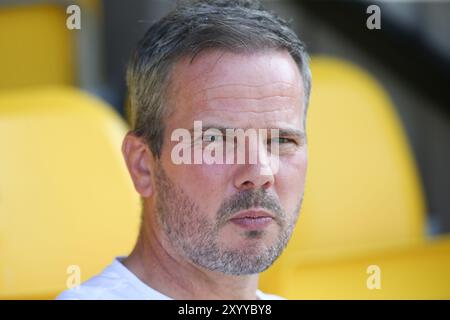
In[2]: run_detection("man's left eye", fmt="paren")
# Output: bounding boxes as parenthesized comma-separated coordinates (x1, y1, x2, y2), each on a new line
(271, 137, 293, 144)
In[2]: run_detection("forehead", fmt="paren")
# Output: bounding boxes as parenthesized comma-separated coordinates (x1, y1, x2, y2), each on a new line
(166, 49, 305, 128)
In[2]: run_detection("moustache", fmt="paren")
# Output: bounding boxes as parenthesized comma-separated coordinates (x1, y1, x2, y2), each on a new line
(216, 188, 285, 226)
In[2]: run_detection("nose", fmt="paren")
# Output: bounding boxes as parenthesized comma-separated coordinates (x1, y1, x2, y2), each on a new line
(233, 139, 276, 191)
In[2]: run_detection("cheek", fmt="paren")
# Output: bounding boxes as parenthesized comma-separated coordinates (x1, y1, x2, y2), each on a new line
(172, 163, 231, 212)
(275, 152, 308, 208)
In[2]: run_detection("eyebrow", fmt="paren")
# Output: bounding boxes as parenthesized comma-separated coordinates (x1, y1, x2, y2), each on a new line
(188, 125, 306, 141)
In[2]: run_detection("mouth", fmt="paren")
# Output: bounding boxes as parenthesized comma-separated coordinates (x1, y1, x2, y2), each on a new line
(229, 209, 274, 230)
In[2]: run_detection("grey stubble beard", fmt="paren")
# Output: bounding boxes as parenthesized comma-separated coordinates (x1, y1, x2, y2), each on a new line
(154, 162, 303, 275)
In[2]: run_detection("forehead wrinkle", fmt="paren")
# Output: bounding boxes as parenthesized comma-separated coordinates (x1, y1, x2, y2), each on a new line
(188, 81, 303, 114)
(190, 81, 299, 99)
(191, 107, 301, 125)
(179, 96, 301, 119)
(191, 90, 301, 116)
(194, 96, 298, 108)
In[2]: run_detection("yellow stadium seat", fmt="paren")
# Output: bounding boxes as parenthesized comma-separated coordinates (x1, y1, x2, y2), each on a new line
(278, 235, 450, 299)
(260, 56, 450, 299)
(0, 87, 140, 299)
(0, 4, 75, 89)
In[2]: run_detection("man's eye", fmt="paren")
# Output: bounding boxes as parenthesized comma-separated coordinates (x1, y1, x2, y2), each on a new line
(203, 134, 223, 143)
(271, 137, 294, 144)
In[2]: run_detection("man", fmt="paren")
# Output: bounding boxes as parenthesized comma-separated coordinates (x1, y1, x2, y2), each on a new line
(57, 0, 311, 300)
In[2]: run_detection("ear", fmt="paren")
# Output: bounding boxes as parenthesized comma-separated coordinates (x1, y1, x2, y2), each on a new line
(121, 132, 154, 197)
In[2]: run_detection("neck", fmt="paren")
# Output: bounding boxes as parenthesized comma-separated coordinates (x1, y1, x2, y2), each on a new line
(122, 213, 260, 300)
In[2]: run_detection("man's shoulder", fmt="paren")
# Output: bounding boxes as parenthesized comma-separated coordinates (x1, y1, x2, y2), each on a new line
(56, 283, 120, 300)
(56, 257, 171, 300)
(56, 261, 133, 300)
(256, 290, 286, 300)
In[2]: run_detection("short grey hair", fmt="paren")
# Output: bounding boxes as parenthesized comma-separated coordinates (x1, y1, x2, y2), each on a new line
(126, 0, 311, 158)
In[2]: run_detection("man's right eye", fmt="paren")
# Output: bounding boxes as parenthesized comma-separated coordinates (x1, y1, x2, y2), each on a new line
(202, 134, 223, 143)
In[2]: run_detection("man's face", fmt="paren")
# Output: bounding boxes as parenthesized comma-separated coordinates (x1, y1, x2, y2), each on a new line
(152, 49, 307, 275)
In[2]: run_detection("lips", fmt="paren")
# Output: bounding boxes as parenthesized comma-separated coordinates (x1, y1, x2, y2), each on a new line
(229, 209, 274, 230)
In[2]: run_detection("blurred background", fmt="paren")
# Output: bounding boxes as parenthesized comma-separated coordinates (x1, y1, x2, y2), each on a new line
(0, 0, 449, 299)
